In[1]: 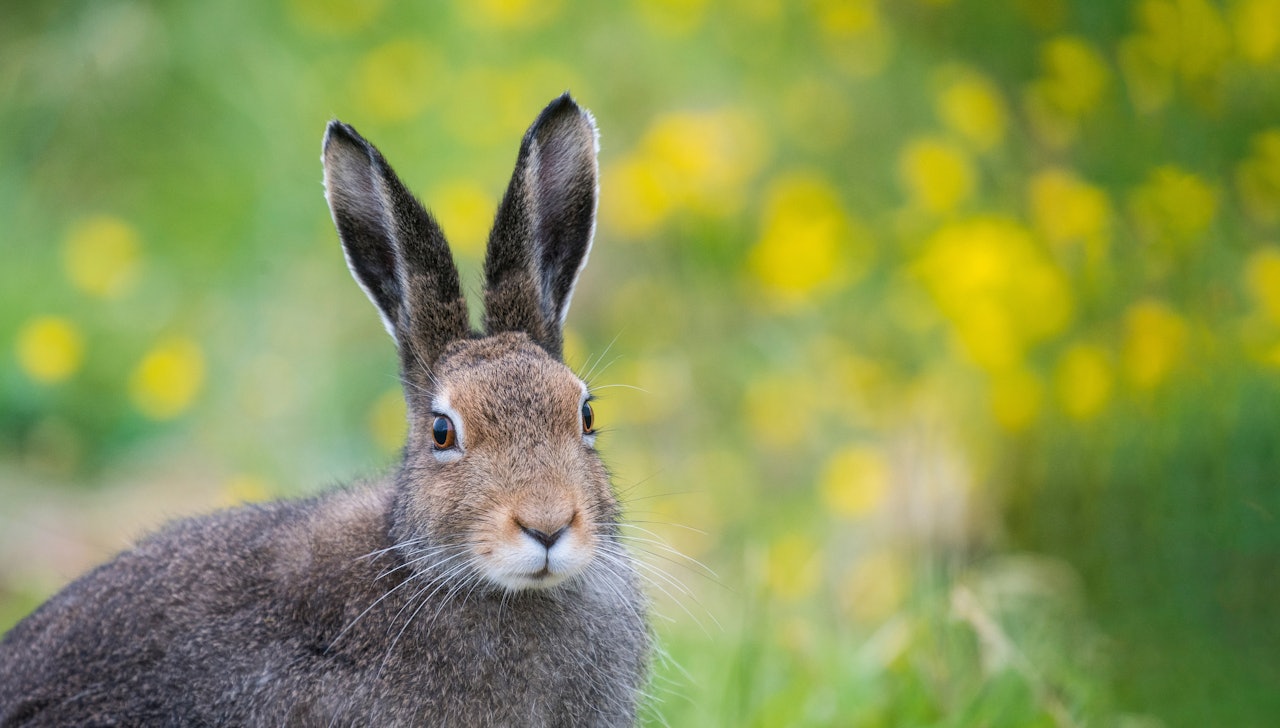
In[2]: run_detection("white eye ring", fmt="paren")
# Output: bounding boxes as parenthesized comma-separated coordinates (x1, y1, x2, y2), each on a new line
(429, 393, 466, 462)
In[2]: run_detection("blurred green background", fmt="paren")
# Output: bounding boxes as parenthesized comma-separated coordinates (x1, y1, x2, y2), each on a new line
(3, 0, 1280, 725)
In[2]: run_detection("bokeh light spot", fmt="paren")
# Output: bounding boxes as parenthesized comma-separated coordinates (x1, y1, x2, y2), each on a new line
(1123, 299, 1188, 389)
(63, 216, 141, 299)
(1055, 344, 1113, 421)
(898, 137, 976, 215)
(129, 338, 205, 420)
(352, 39, 441, 124)
(16, 316, 85, 384)
(820, 445, 889, 519)
(369, 387, 407, 454)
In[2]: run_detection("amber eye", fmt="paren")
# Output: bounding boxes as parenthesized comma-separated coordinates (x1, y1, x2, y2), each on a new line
(431, 415, 456, 449)
(581, 401, 595, 434)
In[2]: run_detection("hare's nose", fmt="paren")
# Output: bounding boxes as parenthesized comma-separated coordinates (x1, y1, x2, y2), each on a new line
(519, 522, 569, 549)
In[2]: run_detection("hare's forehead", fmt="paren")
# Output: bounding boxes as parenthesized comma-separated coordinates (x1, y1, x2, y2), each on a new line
(437, 354, 586, 417)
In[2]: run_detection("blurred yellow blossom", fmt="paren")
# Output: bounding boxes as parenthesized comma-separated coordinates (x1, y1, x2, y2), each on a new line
(129, 338, 205, 420)
(1028, 168, 1112, 264)
(1234, 0, 1280, 64)
(287, 0, 386, 34)
(1026, 36, 1110, 146)
(1236, 129, 1280, 227)
(898, 137, 976, 215)
(748, 172, 869, 305)
(1055, 344, 1113, 420)
(1130, 166, 1218, 247)
(781, 78, 855, 152)
(916, 217, 1074, 372)
(220, 473, 273, 506)
(1123, 299, 1188, 389)
(441, 63, 587, 147)
(990, 367, 1044, 432)
(458, 0, 561, 29)
(766, 533, 823, 601)
(842, 549, 908, 623)
(369, 387, 407, 454)
(813, 0, 892, 77)
(353, 39, 441, 123)
(63, 216, 141, 299)
(603, 108, 767, 237)
(430, 181, 495, 259)
(635, 0, 709, 36)
(1244, 247, 1280, 323)
(743, 370, 821, 450)
(1120, 0, 1231, 112)
(820, 445, 890, 519)
(16, 316, 85, 384)
(937, 70, 1008, 152)
(1033, 36, 1110, 116)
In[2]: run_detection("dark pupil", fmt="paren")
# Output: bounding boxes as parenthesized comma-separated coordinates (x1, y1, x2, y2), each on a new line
(432, 417, 451, 446)
(582, 402, 594, 431)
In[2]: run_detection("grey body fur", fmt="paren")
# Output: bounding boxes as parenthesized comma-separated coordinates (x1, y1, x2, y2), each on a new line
(0, 95, 649, 726)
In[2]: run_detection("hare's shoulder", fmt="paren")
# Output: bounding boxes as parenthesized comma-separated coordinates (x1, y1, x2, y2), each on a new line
(1, 481, 396, 664)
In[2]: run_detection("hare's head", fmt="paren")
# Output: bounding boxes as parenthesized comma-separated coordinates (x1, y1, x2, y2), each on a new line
(322, 95, 614, 592)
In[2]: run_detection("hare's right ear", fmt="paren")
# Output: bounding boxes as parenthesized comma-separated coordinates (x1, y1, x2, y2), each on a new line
(323, 121, 471, 379)
(483, 94, 599, 360)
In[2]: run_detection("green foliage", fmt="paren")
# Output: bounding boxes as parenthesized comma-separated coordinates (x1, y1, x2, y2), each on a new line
(4, 0, 1280, 725)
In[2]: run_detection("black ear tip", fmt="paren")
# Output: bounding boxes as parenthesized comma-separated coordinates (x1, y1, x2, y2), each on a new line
(323, 119, 366, 153)
(530, 92, 596, 141)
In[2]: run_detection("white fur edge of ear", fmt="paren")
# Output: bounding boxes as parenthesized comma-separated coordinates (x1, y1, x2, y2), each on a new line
(321, 124, 401, 345)
(430, 391, 466, 462)
(555, 102, 601, 330)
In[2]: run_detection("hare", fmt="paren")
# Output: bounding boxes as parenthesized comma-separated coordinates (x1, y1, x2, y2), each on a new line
(0, 94, 649, 726)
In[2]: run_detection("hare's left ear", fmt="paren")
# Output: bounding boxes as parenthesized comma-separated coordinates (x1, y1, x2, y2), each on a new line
(483, 93, 598, 360)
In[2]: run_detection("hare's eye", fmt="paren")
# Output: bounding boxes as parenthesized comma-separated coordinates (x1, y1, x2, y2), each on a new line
(581, 401, 595, 435)
(431, 415, 456, 449)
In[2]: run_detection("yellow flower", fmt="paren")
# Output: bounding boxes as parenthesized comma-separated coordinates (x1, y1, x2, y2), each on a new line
(1234, 0, 1280, 64)
(766, 533, 823, 601)
(220, 474, 273, 506)
(1055, 344, 1113, 421)
(820, 445, 890, 519)
(1245, 247, 1280, 324)
(898, 137, 976, 215)
(63, 216, 141, 299)
(1123, 299, 1187, 389)
(129, 338, 205, 420)
(1120, 0, 1231, 111)
(990, 367, 1043, 432)
(429, 181, 495, 259)
(841, 550, 908, 623)
(1028, 168, 1112, 263)
(287, 0, 385, 33)
(602, 157, 671, 238)
(602, 108, 767, 237)
(352, 39, 441, 123)
(813, 0, 892, 77)
(743, 370, 821, 449)
(458, 0, 561, 29)
(916, 217, 1074, 372)
(747, 172, 869, 305)
(1237, 129, 1280, 227)
(16, 316, 84, 384)
(937, 70, 1008, 151)
(1034, 36, 1110, 117)
(369, 387, 407, 454)
(635, 0, 709, 36)
(1130, 165, 1217, 246)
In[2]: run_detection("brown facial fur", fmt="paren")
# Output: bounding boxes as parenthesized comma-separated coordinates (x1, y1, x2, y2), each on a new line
(393, 332, 614, 592)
